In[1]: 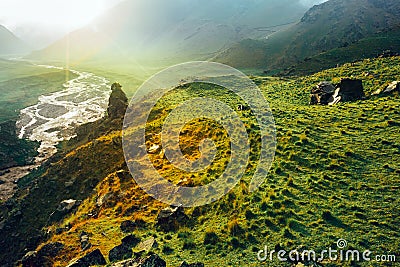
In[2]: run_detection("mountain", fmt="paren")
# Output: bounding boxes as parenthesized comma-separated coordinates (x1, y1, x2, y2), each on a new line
(0, 25, 30, 56)
(215, 0, 400, 73)
(29, 0, 311, 65)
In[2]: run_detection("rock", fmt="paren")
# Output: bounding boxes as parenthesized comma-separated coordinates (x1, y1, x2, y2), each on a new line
(108, 234, 140, 263)
(110, 253, 166, 267)
(310, 81, 338, 105)
(107, 83, 128, 120)
(137, 254, 166, 267)
(120, 220, 137, 233)
(337, 78, 364, 102)
(384, 81, 400, 94)
(67, 249, 107, 267)
(147, 144, 161, 154)
(50, 199, 80, 222)
(310, 79, 364, 105)
(38, 242, 64, 258)
(121, 234, 141, 248)
(111, 258, 137, 267)
(180, 261, 205, 267)
(156, 205, 188, 231)
(21, 251, 42, 267)
(237, 104, 250, 111)
(136, 237, 158, 252)
(116, 170, 132, 183)
(58, 199, 78, 211)
(80, 231, 92, 251)
(109, 244, 133, 263)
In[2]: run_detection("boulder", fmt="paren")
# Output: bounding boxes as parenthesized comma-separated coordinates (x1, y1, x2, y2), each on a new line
(50, 199, 80, 222)
(120, 220, 137, 233)
(384, 81, 400, 94)
(109, 234, 141, 263)
(107, 83, 128, 120)
(337, 78, 364, 101)
(156, 205, 188, 231)
(80, 231, 92, 251)
(21, 251, 42, 267)
(310, 79, 364, 105)
(38, 242, 64, 258)
(310, 82, 338, 105)
(109, 244, 133, 263)
(137, 237, 158, 252)
(67, 249, 107, 267)
(121, 234, 141, 248)
(136, 254, 166, 267)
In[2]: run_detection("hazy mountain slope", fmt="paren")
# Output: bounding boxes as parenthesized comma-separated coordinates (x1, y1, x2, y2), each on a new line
(29, 0, 310, 65)
(216, 0, 400, 72)
(0, 25, 29, 56)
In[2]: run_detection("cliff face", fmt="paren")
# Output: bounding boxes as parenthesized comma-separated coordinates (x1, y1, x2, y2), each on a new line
(0, 83, 129, 266)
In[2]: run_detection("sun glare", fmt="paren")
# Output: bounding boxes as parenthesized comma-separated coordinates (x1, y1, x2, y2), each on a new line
(0, 0, 123, 30)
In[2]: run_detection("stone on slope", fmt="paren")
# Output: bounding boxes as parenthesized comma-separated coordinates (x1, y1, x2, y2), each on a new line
(67, 249, 106, 267)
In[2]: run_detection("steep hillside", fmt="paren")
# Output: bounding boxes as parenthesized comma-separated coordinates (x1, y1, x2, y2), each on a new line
(0, 25, 29, 56)
(29, 0, 310, 65)
(216, 0, 400, 73)
(1, 57, 399, 266)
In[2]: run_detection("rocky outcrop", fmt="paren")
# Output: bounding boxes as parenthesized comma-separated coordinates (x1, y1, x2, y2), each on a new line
(338, 78, 365, 101)
(80, 231, 92, 251)
(374, 81, 400, 95)
(384, 81, 400, 93)
(107, 83, 128, 120)
(50, 199, 80, 222)
(21, 242, 65, 267)
(310, 82, 337, 105)
(109, 234, 141, 263)
(137, 237, 158, 253)
(310, 79, 364, 105)
(0, 84, 132, 266)
(109, 244, 133, 263)
(156, 206, 188, 232)
(67, 249, 106, 267)
(21, 251, 42, 267)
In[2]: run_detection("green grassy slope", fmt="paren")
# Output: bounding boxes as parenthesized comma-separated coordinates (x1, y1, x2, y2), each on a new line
(1, 57, 399, 266)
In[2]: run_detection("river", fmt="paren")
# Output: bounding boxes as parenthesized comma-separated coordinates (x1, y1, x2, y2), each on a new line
(0, 63, 111, 201)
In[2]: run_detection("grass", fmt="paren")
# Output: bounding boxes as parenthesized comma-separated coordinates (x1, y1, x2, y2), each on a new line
(2, 56, 399, 266)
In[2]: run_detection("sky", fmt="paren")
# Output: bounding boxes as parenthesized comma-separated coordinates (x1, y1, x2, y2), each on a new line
(0, 0, 327, 49)
(0, 0, 123, 48)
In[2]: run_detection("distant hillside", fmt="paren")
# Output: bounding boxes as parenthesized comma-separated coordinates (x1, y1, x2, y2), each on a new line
(215, 0, 400, 73)
(0, 25, 29, 56)
(29, 0, 310, 65)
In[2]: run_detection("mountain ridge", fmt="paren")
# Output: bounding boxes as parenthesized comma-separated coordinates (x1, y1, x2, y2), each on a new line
(215, 0, 400, 73)
(28, 0, 311, 66)
(0, 25, 30, 56)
